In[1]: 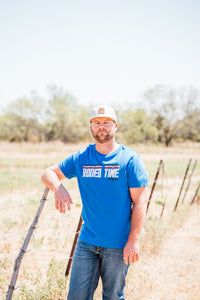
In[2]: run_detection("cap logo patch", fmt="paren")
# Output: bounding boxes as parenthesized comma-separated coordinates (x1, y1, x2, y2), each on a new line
(98, 107, 105, 114)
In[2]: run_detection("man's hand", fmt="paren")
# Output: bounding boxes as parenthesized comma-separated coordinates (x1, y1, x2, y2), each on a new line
(123, 240, 139, 265)
(123, 186, 148, 265)
(54, 184, 73, 213)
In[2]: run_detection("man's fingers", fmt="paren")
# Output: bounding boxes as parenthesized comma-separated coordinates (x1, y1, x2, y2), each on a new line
(129, 254, 133, 264)
(131, 254, 137, 264)
(123, 254, 129, 265)
(65, 198, 71, 211)
(61, 200, 66, 213)
(124, 251, 139, 265)
(58, 199, 63, 213)
(124, 254, 132, 265)
(66, 192, 73, 205)
(54, 184, 73, 213)
(55, 198, 59, 210)
(135, 252, 139, 261)
(55, 198, 68, 213)
(55, 196, 73, 213)
(123, 242, 140, 265)
(69, 197, 74, 204)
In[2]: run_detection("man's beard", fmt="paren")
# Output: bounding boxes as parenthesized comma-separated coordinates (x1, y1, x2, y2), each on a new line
(91, 128, 114, 144)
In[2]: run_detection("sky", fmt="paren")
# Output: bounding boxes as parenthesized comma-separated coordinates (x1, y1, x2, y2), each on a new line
(0, 0, 200, 110)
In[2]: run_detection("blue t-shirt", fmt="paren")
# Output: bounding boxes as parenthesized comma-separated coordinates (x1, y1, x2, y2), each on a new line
(59, 144, 148, 248)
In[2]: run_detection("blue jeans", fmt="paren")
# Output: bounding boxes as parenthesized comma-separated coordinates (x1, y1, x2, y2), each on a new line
(67, 240, 129, 300)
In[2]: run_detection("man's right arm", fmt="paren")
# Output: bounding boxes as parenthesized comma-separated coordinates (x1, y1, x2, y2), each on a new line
(41, 164, 73, 213)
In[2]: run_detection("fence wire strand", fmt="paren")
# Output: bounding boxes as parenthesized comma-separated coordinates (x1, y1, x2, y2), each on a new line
(1, 159, 200, 299)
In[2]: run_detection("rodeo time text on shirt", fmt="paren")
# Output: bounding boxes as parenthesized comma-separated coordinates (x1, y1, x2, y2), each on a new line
(82, 165, 120, 180)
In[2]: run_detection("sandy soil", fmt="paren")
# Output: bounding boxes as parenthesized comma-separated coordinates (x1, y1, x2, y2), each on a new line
(1, 142, 200, 299)
(125, 204, 200, 300)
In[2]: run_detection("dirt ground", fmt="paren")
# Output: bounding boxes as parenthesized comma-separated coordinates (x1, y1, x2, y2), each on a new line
(1, 142, 200, 299)
(125, 204, 200, 300)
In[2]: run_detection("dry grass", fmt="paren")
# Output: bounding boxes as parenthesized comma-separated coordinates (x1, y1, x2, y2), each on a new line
(0, 141, 200, 299)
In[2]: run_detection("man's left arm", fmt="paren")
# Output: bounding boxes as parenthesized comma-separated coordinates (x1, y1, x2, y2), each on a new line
(123, 186, 148, 265)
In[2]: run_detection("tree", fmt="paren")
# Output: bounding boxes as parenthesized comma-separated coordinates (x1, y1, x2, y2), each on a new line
(177, 110, 200, 142)
(143, 85, 200, 146)
(117, 108, 158, 144)
(44, 85, 89, 142)
(2, 98, 44, 142)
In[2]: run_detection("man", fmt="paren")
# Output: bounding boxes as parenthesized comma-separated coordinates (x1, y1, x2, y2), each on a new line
(41, 105, 148, 300)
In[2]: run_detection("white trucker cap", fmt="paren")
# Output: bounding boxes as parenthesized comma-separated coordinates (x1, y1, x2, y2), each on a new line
(89, 105, 117, 122)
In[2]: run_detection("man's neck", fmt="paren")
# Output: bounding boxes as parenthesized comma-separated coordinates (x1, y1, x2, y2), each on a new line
(95, 140, 120, 155)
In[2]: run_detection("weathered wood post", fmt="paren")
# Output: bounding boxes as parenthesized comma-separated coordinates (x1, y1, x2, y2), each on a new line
(173, 158, 192, 211)
(146, 159, 163, 214)
(65, 213, 83, 277)
(6, 187, 49, 300)
(182, 159, 197, 204)
(160, 195, 167, 218)
(190, 182, 200, 205)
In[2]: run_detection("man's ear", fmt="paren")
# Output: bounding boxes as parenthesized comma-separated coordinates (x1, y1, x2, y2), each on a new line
(114, 122, 118, 131)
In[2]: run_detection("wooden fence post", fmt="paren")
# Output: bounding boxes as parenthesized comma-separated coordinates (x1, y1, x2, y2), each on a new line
(191, 182, 200, 205)
(173, 158, 192, 211)
(160, 195, 167, 218)
(182, 159, 197, 204)
(6, 187, 49, 300)
(146, 159, 163, 214)
(65, 213, 83, 277)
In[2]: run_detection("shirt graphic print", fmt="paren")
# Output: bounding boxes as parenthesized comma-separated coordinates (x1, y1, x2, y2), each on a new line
(82, 164, 120, 180)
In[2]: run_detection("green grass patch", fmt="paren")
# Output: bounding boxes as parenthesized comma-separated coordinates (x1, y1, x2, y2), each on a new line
(16, 258, 68, 300)
(0, 157, 59, 169)
(0, 168, 42, 191)
(0, 143, 199, 300)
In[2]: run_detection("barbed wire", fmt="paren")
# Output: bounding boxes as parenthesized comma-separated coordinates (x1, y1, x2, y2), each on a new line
(0, 202, 37, 211)
(0, 229, 30, 241)
(0, 186, 198, 244)
(0, 160, 198, 211)
(1, 161, 199, 244)
(0, 285, 20, 298)
(0, 214, 70, 241)
(0, 195, 52, 212)
(0, 237, 61, 262)
(0, 176, 198, 214)
(1, 159, 199, 300)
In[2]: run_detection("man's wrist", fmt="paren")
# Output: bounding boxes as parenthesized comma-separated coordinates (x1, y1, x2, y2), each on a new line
(127, 235, 139, 244)
(53, 183, 62, 192)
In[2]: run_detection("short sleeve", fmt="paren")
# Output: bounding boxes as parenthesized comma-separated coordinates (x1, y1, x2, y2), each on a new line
(126, 156, 148, 188)
(58, 153, 77, 179)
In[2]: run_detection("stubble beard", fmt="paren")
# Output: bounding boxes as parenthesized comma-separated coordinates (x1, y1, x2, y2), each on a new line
(91, 128, 114, 144)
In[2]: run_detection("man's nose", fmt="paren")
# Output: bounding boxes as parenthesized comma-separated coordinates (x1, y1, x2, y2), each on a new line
(99, 123, 106, 129)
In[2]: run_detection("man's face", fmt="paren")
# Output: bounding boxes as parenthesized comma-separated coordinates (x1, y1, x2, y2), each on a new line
(90, 117, 118, 144)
